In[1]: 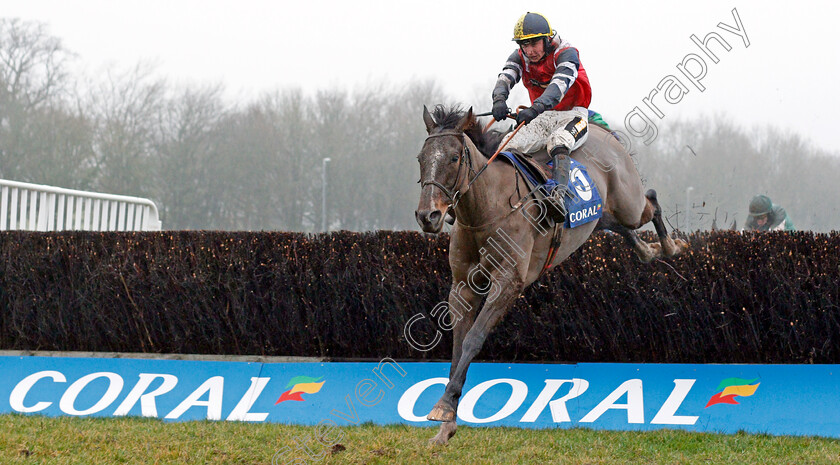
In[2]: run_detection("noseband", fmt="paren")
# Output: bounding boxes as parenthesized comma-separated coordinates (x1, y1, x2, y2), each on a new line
(419, 131, 475, 210)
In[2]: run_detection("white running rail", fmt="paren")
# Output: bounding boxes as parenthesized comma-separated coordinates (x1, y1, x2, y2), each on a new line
(0, 179, 162, 231)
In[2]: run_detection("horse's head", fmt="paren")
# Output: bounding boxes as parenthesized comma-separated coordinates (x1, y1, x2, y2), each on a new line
(415, 105, 477, 233)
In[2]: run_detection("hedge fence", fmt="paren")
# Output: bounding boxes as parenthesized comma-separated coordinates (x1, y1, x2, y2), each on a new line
(0, 230, 838, 363)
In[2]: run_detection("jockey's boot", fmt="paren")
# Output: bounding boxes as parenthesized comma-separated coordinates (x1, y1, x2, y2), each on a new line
(546, 146, 571, 223)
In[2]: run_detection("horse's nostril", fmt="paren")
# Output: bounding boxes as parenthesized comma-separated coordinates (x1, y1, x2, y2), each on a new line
(416, 210, 439, 228)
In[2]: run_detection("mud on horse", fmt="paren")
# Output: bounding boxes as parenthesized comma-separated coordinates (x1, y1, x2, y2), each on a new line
(414, 105, 687, 445)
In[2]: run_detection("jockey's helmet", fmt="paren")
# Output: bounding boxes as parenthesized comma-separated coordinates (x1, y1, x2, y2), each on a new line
(512, 12, 554, 44)
(748, 195, 773, 217)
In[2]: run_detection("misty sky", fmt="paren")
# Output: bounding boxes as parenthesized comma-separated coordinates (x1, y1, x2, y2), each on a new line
(3, 0, 839, 152)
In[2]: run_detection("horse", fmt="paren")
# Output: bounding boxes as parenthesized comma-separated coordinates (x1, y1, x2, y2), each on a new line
(414, 105, 687, 445)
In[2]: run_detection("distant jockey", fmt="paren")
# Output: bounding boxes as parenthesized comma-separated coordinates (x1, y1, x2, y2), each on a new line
(491, 12, 592, 223)
(745, 195, 794, 231)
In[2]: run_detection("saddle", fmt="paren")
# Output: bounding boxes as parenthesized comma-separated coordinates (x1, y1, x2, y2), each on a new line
(496, 149, 552, 190)
(493, 149, 559, 228)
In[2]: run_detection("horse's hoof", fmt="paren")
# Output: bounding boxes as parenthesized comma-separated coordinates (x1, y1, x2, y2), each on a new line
(640, 242, 661, 263)
(427, 403, 456, 422)
(428, 421, 457, 446)
(670, 238, 689, 257)
(429, 435, 449, 446)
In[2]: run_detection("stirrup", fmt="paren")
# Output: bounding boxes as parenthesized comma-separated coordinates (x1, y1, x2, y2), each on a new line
(545, 186, 569, 223)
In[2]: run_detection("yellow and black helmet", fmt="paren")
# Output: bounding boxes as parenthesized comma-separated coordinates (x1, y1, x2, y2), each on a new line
(512, 12, 554, 43)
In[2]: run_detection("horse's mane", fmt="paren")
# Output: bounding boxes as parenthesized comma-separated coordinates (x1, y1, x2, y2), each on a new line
(429, 104, 508, 159)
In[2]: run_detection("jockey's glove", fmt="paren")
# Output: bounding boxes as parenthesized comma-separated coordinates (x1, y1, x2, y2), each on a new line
(516, 106, 539, 126)
(492, 99, 509, 122)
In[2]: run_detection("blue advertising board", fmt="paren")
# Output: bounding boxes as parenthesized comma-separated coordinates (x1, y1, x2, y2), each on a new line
(1, 355, 839, 439)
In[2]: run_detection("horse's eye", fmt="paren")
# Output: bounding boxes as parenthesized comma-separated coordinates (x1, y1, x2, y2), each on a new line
(450, 155, 459, 163)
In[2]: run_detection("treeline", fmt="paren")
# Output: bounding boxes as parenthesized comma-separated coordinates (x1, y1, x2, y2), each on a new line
(2, 18, 840, 232)
(1, 230, 838, 363)
(630, 117, 840, 232)
(0, 18, 443, 231)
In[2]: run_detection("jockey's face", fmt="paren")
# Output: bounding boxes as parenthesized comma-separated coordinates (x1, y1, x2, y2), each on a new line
(755, 214, 768, 226)
(519, 38, 546, 62)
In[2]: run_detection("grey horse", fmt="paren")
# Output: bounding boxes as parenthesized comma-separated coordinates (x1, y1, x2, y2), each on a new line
(414, 105, 687, 445)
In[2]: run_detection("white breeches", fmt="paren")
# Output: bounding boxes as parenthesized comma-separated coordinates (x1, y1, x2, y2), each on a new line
(503, 106, 589, 155)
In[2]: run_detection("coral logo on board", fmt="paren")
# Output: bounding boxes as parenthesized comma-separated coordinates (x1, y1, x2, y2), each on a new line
(397, 377, 703, 426)
(705, 378, 760, 408)
(275, 376, 325, 404)
(4, 359, 783, 433)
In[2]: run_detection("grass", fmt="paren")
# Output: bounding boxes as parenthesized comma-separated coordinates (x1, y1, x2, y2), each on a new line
(2, 414, 840, 464)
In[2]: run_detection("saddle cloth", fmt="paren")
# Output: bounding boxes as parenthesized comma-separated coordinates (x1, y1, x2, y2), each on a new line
(497, 151, 603, 228)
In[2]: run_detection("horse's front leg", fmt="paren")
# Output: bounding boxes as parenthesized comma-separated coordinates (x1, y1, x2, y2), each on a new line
(429, 281, 481, 445)
(427, 275, 524, 423)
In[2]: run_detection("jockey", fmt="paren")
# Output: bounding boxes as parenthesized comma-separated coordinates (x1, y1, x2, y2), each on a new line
(744, 195, 795, 231)
(492, 12, 592, 222)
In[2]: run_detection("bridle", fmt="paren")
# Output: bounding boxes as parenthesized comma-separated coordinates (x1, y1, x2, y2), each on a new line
(419, 120, 527, 227)
(419, 131, 475, 211)
(418, 117, 564, 277)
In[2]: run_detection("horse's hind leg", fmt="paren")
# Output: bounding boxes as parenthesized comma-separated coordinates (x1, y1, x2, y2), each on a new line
(645, 189, 688, 257)
(597, 212, 661, 263)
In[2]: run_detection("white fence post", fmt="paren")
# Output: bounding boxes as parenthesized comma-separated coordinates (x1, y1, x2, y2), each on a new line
(0, 179, 163, 232)
(0, 186, 8, 228)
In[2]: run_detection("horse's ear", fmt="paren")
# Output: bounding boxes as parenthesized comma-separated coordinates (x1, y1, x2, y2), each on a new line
(455, 107, 475, 133)
(423, 105, 436, 134)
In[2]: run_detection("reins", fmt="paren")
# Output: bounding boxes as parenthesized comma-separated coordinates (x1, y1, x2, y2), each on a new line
(420, 111, 525, 210)
(420, 108, 543, 231)
(466, 119, 525, 191)
(421, 109, 566, 276)
(468, 105, 531, 192)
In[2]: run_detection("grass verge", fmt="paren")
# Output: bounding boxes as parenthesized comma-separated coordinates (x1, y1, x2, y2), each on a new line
(2, 414, 840, 464)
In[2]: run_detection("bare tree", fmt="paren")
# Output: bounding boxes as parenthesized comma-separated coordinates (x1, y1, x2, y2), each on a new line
(317, 79, 446, 231)
(0, 18, 76, 181)
(153, 84, 227, 229)
(0, 18, 69, 109)
(14, 105, 95, 189)
(86, 63, 165, 198)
